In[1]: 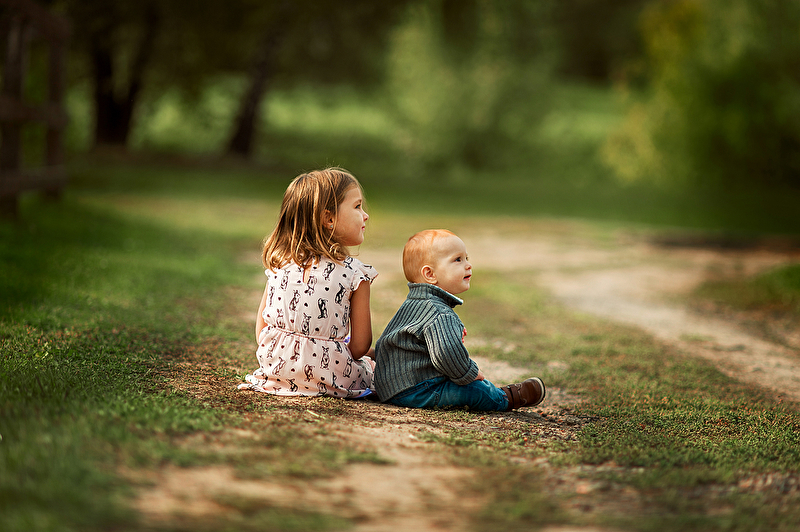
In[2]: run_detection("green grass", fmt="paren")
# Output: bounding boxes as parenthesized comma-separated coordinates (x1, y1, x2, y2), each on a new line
(694, 264, 800, 316)
(0, 195, 235, 531)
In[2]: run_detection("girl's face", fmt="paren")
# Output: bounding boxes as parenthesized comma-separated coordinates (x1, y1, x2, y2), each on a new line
(331, 186, 368, 247)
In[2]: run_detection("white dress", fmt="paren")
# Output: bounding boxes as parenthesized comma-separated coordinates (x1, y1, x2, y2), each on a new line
(238, 256, 377, 398)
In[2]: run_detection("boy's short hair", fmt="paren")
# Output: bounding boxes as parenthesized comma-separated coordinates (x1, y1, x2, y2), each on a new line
(402, 229, 457, 283)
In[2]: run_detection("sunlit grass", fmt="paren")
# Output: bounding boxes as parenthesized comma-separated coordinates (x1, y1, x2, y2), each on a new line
(76, 193, 277, 240)
(267, 86, 399, 139)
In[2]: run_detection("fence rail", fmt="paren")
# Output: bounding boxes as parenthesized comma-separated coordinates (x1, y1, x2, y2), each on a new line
(0, 0, 70, 218)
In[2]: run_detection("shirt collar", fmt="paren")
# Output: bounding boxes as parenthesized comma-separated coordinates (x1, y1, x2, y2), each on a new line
(407, 283, 463, 308)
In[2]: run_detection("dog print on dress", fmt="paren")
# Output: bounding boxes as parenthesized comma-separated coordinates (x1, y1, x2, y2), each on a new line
(239, 256, 377, 398)
(334, 283, 346, 305)
(320, 346, 330, 369)
(291, 339, 302, 361)
(305, 275, 317, 295)
(322, 261, 335, 281)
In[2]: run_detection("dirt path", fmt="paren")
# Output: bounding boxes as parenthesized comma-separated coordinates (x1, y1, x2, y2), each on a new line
(461, 227, 800, 402)
(131, 411, 490, 532)
(132, 380, 591, 532)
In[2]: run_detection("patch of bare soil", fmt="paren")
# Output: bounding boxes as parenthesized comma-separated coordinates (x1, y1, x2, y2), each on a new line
(128, 427, 484, 532)
(133, 344, 599, 532)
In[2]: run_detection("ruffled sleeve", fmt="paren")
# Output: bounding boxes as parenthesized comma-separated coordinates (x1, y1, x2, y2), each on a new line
(348, 257, 378, 291)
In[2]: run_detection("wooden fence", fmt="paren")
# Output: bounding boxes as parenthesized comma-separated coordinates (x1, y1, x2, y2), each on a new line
(0, 0, 69, 218)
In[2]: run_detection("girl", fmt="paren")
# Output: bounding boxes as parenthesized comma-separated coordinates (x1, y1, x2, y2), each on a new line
(238, 168, 377, 398)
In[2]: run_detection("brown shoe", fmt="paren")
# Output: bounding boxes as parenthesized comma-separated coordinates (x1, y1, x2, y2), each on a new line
(500, 377, 546, 410)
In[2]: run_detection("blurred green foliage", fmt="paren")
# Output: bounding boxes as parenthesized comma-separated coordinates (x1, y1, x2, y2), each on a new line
(11, 0, 800, 212)
(384, 1, 554, 172)
(604, 0, 800, 188)
(60, 80, 800, 236)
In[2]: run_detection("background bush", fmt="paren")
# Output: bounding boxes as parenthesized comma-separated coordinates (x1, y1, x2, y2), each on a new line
(603, 0, 800, 189)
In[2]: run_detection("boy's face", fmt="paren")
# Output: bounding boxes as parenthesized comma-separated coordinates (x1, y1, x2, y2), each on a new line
(426, 235, 472, 295)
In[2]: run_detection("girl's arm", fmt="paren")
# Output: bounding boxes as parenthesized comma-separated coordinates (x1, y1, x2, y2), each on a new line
(347, 281, 373, 359)
(255, 284, 268, 343)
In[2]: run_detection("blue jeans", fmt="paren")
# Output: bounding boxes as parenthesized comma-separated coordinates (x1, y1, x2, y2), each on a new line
(387, 376, 509, 412)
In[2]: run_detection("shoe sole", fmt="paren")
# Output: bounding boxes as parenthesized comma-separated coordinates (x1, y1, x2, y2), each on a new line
(530, 377, 546, 406)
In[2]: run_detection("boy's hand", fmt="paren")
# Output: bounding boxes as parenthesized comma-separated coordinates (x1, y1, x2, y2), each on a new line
(475, 369, 485, 381)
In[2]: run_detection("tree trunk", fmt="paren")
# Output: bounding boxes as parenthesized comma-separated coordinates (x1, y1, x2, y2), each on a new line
(226, 32, 277, 158)
(91, 5, 158, 147)
(91, 45, 129, 145)
(227, 0, 298, 159)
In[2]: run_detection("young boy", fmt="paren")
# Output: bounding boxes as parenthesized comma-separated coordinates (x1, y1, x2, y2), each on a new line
(374, 229, 546, 411)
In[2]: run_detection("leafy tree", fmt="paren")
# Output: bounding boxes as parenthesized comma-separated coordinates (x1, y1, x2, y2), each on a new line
(65, 0, 410, 155)
(226, 0, 412, 157)
(65, 0, 254, 148)
(603, 0, 800, 188)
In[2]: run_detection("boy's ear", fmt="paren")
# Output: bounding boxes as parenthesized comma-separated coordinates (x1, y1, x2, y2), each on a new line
(420, 265, 437, 284)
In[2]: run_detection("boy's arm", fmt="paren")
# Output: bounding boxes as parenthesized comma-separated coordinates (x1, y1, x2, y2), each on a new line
(424, 314, 479, 384)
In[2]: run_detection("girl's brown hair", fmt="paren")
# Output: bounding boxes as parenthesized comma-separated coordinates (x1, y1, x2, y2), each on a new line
(262, 168, 361, 270)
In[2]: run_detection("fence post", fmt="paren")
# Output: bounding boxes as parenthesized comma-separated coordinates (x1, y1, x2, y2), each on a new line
(0, 14, 28, 217)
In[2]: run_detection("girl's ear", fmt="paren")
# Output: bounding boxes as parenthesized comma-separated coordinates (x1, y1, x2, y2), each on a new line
(322, 209, 335, 229)
(421, 265, 437, 284)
